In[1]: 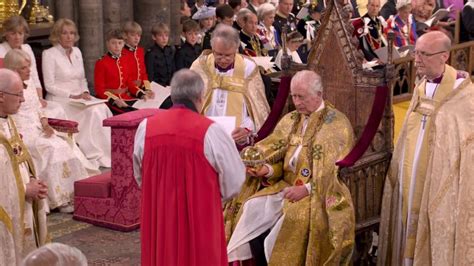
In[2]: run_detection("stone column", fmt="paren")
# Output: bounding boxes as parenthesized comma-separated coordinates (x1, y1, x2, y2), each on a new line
(134, 0, 169, 48)
(120, 0, 134, 23)
(54, 0, 74, 20)
(103, 0, 121, 40)
(169, 0, 182, 45)
(78, 0, 104, 90)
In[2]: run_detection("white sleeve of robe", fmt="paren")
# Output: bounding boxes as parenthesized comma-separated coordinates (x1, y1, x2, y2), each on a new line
(133, 119, 246, 201)
(204, 123, 246, 201)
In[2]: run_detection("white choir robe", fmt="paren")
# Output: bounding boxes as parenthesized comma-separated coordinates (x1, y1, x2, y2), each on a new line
(396, 77, 465, 266)
(0, 118, 47, 265)
(198, 57, 265, 132)
(133, 118, 246, 202)
(0, 42, 68, 120)
(12, 80, 99, 211)
(42, 44, 113, 168)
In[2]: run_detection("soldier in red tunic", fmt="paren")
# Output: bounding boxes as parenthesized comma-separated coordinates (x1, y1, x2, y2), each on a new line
(94, 29, 142, 114)
(121, 21, 155, 101)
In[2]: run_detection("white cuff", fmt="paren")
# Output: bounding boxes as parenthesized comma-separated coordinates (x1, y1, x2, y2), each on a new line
(264, 163, 274, 178)
(305, 182, 312, 194)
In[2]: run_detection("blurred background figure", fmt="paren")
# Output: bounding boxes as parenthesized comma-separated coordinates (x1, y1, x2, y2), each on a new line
(22, 243, 87, 266)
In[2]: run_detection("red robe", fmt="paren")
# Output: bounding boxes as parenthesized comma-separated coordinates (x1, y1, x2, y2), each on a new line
(121, 45, 149, 85)
(140, 106, 228, 266)
(94, 52, 139, 101)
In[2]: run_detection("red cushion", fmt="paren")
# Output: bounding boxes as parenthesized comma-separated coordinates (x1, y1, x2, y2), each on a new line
(103, 108, 161, 128)
(74, 172, 111, 198)
(48, 118, 79, 133)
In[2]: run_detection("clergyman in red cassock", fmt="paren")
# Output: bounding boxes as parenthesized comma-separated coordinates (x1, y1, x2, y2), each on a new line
(133, 69, 245, 266)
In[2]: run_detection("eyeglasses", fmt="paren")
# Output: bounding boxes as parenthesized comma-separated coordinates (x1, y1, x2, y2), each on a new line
(410, 50, 447, 57)
(213, 51, 236, 60)
(0, 91, 24, 98)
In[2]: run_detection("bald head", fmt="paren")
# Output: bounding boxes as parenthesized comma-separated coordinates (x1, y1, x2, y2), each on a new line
(0, 69, 22, 93)
(417, 31, 451, 52)
(0, 68, 24, 116)
(414, 31, 451, 79)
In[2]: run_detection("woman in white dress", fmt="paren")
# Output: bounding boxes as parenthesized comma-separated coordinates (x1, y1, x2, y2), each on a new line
(256, 3, 278, 51)
(42, 19, 113, 168)
(0, 15, 67, 119)
(4, 49, 100, 213)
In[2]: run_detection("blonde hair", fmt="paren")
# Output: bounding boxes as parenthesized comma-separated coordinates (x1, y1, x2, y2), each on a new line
(49, 18, 80, 46)
(1, 16, 29, 42)
(123, 21, 142, 35)
(3, 49, 31, 71)
(151, 22, 170, 36)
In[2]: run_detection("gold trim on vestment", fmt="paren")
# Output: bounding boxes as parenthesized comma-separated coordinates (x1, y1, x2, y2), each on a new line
(0, 206, 13, 234)
(201, 53, 253, 128)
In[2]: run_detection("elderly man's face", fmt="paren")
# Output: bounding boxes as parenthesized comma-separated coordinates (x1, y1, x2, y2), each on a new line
(242, 14, 258, 36)
(413, 36, 449, 79)
(278, 0, 294, 17)
(290, 82, 323, 115)
(0, 78, 24, 115)
(212, 38, 237, 69)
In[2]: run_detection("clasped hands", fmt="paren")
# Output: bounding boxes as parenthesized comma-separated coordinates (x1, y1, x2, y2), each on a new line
(26, 178, 48, 201)
(246, 165, 309, 202)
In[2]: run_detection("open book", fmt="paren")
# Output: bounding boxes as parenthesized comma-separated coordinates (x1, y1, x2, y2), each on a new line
(69, 97, 107, 107)
(418, 5, 452, 31)
(374, 45, 414, 63)
(132, 82, 171, 109)
(252, 56, 276, 71)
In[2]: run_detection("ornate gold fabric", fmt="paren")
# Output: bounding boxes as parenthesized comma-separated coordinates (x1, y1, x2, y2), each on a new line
(190, 51, 270, 130)
(225, 104, 355, 265)
(378, 66, 474, 265)
(0, 117, 48, 255)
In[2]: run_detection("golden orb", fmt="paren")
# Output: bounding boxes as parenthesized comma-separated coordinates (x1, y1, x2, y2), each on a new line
(240, 146, 265, 170)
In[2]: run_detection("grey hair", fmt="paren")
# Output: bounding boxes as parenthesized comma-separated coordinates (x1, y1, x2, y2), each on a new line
(3, 49, 31, 71)
(210, 24, 240, 49)
(170, 69, 205, 103)
(0, 69, 22, 93)
(291, 70, 323, 95)
(257, 3, 276, 21)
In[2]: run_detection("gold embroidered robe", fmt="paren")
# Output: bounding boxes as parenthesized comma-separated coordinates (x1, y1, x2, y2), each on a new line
(0, 117, 48, 265)
(378, 65, 474, 265)
(225, 104, 355, 265)
(190, 50, 270, 130)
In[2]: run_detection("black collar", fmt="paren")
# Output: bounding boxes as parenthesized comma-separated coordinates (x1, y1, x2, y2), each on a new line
(107, 51, 121, 60)
(125, 44, 137, 52)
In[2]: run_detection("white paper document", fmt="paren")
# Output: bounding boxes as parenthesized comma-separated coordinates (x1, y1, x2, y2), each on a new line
(208, 116, 236, 136)
(374, 46, 402, 63)
(253, 56, 276, 71)
(69, 97, 107, 106)
(132, 82, 171, 109)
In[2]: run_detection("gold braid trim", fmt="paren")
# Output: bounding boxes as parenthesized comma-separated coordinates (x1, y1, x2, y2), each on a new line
(0, 206, 13, 234)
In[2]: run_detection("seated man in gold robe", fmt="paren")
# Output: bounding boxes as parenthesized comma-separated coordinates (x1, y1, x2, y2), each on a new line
(190, 24, 270, 145)
(0, 69, 48, 265)
(225, 70, 355, 265)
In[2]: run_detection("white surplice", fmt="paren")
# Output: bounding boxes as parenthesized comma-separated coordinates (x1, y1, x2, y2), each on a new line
(42, 45, 112, 168)
(0, 117, 47, 265)
(12, 80, 99, 210)
(0, 42, 67, 120)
